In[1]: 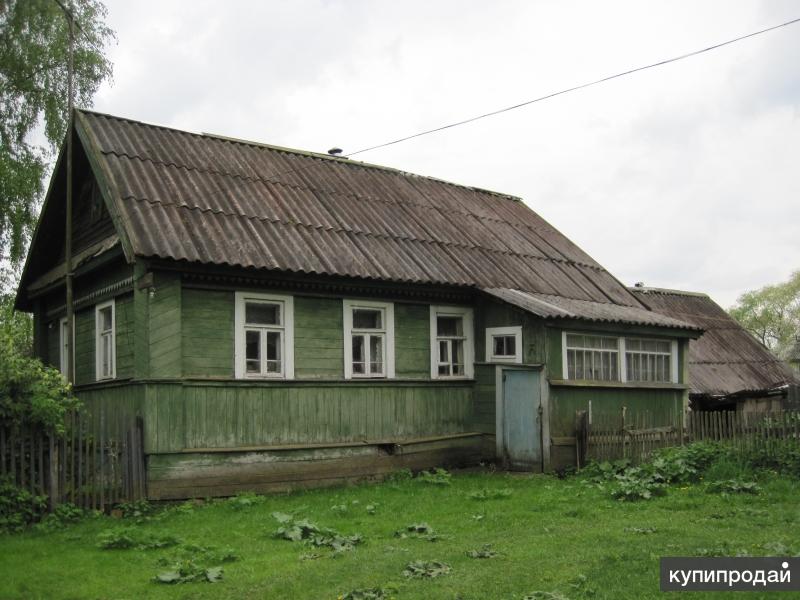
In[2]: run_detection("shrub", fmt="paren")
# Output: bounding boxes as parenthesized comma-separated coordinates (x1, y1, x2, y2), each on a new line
(706, 480, 760, 495)
(36, 502, 85, 531)
(0, 338, 79, 434)
(416, 468, 451, 486)
(0, 476, 47, 533)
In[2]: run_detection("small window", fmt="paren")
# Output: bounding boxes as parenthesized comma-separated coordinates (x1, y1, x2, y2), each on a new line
(95, 300, 116, 381)
(564, 333, 619, 381)
(625, 338, 675, 383)
(485, 326, 522, 363)
(235, 292, 294, 379)
(430, 306, 474, 379)
(343, 300, 394, 379)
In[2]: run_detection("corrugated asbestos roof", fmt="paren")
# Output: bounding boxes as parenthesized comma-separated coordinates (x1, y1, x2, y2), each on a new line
(73, 110, 693, 329)
(632, 287, 799, 396)
(484, 288, 700, 330)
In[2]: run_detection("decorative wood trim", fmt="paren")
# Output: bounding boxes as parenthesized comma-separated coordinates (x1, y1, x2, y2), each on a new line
(343, 299, 395, 380)
(485, 325, 522, 364)
(234, 291, 294, 380)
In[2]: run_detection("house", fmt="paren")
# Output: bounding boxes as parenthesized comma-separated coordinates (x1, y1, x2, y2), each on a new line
(631, 286, 799, 412)
(16, 110, 702, 499)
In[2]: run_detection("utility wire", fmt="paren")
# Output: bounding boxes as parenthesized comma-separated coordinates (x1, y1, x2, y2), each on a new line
(345, 15, 800, 157)
(210, 13, 800, 193)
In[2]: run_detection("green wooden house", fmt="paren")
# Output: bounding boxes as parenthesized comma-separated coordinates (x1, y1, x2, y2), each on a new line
(15, 110, 701, 499)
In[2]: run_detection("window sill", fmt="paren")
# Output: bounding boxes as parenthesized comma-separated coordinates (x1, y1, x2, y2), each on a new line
(548, 379, 688, 390)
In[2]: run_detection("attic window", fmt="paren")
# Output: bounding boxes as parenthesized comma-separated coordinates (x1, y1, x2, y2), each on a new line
(343, 300, 395, 379)
(430, 306, 474, 379)
(234, 292, 294, 379)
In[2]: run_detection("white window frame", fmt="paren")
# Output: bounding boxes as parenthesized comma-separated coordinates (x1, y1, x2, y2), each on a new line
(561, 331, 678, 384)
(485, 326, 522, 364)
(623, 337, 679, 384)
(59, 316, 75, 379)
(234, 292, 294, 380)
(430, 305, 474, 379)
(95, 300, 116, 381)
(343, 299, 395, 379)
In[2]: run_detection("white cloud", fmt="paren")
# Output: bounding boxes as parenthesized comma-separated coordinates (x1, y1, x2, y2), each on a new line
(91, 0, 800, 308)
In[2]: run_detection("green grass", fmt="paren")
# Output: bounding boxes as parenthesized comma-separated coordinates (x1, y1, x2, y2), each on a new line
(1, 469, 798, 599)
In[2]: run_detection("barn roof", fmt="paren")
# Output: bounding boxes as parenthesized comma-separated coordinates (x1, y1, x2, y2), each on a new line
(19, 109, 696, 331)
(631, 287, 799, 397)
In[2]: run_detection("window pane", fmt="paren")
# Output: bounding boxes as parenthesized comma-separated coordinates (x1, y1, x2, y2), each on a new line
(452, 340, 464, 373)
(100, 307, 112, 331)
(353, 308, 382, 329)
(438, 364, 450, 376)
(492, 335, 516, 357)
(266, 331, 281, 371)
(245, 302, 280, 325)
(438, 340, 449, 363)
(102, 334, 111, 376)
(437, 316, 462, 337)
(352, 335, 365, 374)
(245, 329, 260, 365)
(369, 335, 383, 374)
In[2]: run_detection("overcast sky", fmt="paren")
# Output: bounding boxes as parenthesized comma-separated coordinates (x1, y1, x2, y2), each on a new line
(89, 0, 799, 308)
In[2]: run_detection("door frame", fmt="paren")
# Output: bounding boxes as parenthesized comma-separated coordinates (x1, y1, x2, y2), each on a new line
(495, 364, 551, 472)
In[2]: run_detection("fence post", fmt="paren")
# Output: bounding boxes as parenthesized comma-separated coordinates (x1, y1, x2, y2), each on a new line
(575, 410, 588, 469)
(48, 434, 59, 510)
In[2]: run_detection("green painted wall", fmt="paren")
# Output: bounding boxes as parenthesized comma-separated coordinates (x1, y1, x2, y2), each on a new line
(294, 296, 343, 379)
(180, 287, 434, 381)
(182, 288, 233, 378)
(149, 272, 181, 378)
(472, 364, 495, 435)
(142, 381, 475, 453)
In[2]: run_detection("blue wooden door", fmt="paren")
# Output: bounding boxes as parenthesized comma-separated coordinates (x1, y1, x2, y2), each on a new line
(502, 369, 542, 470)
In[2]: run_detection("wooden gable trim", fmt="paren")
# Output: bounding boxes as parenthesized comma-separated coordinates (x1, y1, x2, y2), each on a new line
(74, 111, 136, 264)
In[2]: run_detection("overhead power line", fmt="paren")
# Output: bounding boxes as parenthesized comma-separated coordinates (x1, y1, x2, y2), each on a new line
(345, 15, 800, 157)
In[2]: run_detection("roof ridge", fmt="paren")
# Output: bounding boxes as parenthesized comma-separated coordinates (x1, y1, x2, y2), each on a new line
(78, 108, 523, 203)
(629, 286, 710, 298)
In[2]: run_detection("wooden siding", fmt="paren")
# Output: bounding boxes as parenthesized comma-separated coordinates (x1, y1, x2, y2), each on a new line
(149, 272, 181, 378)
(474, 298, 547, 364)
(147, 434, 485, 500)
(182, 288, 233, 378)
(472, 364, 495, 435)
(294, 296, 343, 379)
(142, 381, 475, 454)
(181, 287, 434, 381)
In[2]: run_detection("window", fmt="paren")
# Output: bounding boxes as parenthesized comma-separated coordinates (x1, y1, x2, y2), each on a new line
(343, 300, 395, 379)
(625, 338, 675, 383)
(562, 332, 678, 383)
(485, 326, 522, 363)
(59, 317, 73, 378)
(430, 306, 474, 379)
(234, 292, 294, 379)
(95, 301, 116, 380)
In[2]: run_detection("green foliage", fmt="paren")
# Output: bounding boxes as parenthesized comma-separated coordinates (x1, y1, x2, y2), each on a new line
(465, 543, 497, 559)
(384, 468, 412, 483)
(272, 513, 363, 554)
(154, 561, 223, 585)
(35, 502, 84, 531)
(115, 499, 154, 520)
(96, 527, 180, 550)
(0, 0, 114, 264)
(394, 522, 445, 542)
(728, 270, 800, 359)
(610, 470, 666, 502)
(0, 268, 31, 354)
(227, 492, 265, 511)
(0, 332, 79, 433)
(705, 479, 760, 495)
(522, 593, 570, 600)
(468, 487, 512, 500)
(402, 560, 451, 579)
(0, 476, 47, 532)
(339, 586, 397, 600)
(416, 468, 451, 485)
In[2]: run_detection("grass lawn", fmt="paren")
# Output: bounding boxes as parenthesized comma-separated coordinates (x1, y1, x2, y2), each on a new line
(1, 468, 798, 599)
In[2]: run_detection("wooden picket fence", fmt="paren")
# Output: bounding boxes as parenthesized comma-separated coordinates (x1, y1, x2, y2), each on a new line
(0, 410, 146, 511)
(577, 408, 800, 466)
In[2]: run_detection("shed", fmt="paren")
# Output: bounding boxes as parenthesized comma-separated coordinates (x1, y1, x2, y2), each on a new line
(631, 286, 799, 412)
